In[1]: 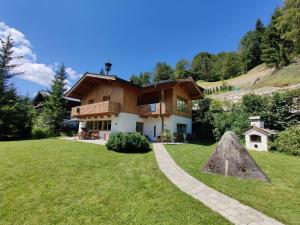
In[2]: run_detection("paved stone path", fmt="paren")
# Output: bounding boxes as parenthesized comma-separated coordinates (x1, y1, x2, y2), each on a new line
(153, 143, 284, 225)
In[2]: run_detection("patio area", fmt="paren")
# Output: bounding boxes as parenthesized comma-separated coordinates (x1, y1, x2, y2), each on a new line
(61, 136, 107, 145)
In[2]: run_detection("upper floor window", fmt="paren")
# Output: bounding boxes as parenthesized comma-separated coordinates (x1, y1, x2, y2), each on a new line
(176, 96, 188, 112)
(88, 99, 94, 104)
(103, 95, 110, 101)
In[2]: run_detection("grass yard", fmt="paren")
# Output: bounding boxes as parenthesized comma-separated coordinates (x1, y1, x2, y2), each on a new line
(165, 143, 300, 225)
(0, 139, 230, 225)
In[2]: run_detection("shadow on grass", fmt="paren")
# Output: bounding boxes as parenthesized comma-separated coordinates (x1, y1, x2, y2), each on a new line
(190, 139, 216, 146)
(107, 147, 152, 154)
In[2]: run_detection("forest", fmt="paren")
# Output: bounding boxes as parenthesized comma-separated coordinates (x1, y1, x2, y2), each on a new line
(130, 0, 300, 85)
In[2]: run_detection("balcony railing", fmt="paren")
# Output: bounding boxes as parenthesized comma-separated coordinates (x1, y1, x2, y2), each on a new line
(71, 101, 121, 117)
(138, 102, 172, 117)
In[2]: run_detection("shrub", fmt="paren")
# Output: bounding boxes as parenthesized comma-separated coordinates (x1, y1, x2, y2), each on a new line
(270, 128, 300, 156)
(32, 127, 49, 139)
(106, 132, 150, 153)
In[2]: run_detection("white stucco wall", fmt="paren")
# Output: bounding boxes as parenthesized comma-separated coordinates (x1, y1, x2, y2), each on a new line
(245, 130, 269, 151)
(78, 113, 192, 141)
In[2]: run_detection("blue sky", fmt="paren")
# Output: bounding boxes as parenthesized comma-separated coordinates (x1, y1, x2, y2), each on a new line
(0, 0, 283, 97)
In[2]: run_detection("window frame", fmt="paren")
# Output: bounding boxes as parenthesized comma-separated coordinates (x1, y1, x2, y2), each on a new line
(176, 96, 188, 113)
(136, 122, 144, 134)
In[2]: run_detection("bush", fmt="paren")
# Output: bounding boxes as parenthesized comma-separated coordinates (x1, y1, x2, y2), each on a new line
(32, 127, 49, 139)
(270, 128, 300, 156)
(106, 132, 150, 153)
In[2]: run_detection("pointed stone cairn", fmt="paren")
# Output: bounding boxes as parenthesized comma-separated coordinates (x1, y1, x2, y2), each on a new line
(203, 131, 270, 182)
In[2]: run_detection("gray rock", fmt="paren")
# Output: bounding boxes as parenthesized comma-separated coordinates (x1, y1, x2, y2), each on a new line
(203, 131, 270, 182)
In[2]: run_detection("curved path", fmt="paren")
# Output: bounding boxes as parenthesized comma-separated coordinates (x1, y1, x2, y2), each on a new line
(153, 143, 284, 225)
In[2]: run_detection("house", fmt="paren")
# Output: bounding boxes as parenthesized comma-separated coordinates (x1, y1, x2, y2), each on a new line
(244, 116, 277, 152)
(32, 90, 81, 129)
(66, 73, 204, 141)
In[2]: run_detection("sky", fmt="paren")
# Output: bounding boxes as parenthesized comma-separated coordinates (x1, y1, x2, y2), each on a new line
(0, 0, 283, 97)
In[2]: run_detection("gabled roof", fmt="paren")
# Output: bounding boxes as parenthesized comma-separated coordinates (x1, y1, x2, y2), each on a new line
(66, 73, 204, 100)
(243, 126, 277, 136)
(32, 90, 80, 105)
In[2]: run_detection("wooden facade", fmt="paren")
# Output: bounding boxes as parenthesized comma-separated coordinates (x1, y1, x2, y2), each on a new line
(67, 74, 203, 119)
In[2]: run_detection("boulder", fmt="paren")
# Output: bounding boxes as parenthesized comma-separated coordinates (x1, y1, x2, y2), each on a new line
(203, 131, 270, 182)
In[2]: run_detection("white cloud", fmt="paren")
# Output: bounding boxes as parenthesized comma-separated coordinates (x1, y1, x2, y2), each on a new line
(66, 67, 81, 80)
(0, 22, 79, 87)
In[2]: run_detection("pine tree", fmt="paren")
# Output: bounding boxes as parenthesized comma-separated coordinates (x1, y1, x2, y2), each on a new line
(275, 0, 300, 54)
(239, 19, 265, 73)
(153, 62, 174, 82)
(175, 59, 190, 78)
(261, 9, 293, 69)
(43, 64, 68, 135)
(0, 34, 34, 140)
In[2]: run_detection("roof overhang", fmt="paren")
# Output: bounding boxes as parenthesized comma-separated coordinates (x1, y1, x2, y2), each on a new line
(243, 126, 277, 136)
(142, 77, 204, 100)
(66, 73, 140, 99)
(66, 74, 204, 100)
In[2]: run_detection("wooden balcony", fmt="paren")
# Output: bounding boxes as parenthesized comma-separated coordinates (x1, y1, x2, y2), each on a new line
(138, 102, 172, 117)
(71, 101, 121, 118)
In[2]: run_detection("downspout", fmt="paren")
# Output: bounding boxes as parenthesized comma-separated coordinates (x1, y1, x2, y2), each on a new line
(160, 89, 164, 132)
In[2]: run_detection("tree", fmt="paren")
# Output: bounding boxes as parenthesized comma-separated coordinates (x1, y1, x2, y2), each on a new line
(274, 0, 300, 54)
(0, 34, 34, 140)
(192, 98, 214, 140)
(43, 64, 68, 135)
(175, 59, 191, 78)
(140, 72, 151, 86)
(265, 92, 297, 130)
(223, 52, 242, 79)
(242, 94, 268, 115)
(261, 9, 293, 69)
(153, 62, 174, 82)
(130, 74, 141, 86)
(191, 52, 213, 81)
(239, 19, 265, 73)
(130, 72, 151, 86)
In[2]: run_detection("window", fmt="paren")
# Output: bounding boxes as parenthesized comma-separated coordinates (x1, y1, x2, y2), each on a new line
(154, 125, 156, 138)
(176, 97, 188, 112)
(93, 121, 99, 130)
(250, 135, 262, 143)
(84, 120, 111, 131)
(98, 121, 102, 130)
(86, 121, 93, 130)
(103, 95, 110, 101)
(88, 99, 94, 104)
(102, 120, 111, 131)
(136, 122, 144, 134)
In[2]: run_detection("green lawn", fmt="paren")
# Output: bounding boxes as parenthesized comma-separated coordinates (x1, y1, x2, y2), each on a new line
(0, 139, 230, 225)
(165, 143, 300, 225)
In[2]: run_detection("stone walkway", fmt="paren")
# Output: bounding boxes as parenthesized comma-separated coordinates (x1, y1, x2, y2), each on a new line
(153, 143, 284, 225)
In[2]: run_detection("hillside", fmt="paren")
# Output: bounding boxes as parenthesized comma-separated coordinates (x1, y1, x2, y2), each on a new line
(197, 64, 274, 90)
(197, 61, 300, 102)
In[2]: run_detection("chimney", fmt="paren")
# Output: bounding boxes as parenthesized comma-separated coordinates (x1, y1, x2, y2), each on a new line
(105, 60, 112, 75)
(249, 116, 264, 128)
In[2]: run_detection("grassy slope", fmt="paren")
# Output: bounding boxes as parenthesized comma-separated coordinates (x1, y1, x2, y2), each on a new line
(253, 63, 300, 88)
(0, 139, 230, 225)
(197, 62, 300, 90)
(165, 143, 300, 225)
